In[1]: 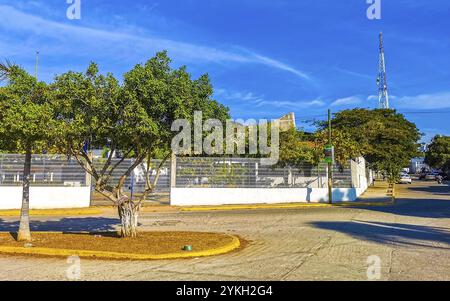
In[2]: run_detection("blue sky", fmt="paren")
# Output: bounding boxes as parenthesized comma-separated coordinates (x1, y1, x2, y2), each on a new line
(1, 0, 449, 142)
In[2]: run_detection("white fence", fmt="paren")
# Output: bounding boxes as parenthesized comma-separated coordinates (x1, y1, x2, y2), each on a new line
(170, 157, 371, 206)
(0, 154, 372, 209)
(0, 154, 173, 209)
(0, 186, 91, 210)
(0, 154, 90, 209)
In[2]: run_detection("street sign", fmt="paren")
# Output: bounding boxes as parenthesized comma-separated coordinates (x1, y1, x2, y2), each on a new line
(324, 145, 334, 164)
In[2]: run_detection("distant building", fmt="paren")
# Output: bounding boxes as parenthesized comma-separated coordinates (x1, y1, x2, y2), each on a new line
(419, 143, 428, 153)
(243, 112, 296, 131)
(91, 149, 104, 159)
(278, 112, 296, 131)
(409, 157, 429, 174)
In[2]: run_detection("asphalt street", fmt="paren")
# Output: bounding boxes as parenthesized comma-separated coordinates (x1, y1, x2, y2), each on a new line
(0, 180, 449, 280)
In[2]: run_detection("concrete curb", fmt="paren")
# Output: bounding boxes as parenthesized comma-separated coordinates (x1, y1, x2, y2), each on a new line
(0, 208, 103, 217)
(0, 232, 241, 260)
(180, 200, 395, 212)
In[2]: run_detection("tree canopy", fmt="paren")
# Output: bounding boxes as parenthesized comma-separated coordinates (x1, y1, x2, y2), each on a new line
(425, 135, 450, 173)
(51, 51, 229, 236)
(278, 127, 319, 166)
(0, 62, 55, 153)
(0, 62, 56, 241)
(318, 109, 421, 181)
(314, 128, 360, 167)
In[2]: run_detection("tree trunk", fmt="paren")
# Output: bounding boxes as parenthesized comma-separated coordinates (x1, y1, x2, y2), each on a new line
(17, 148, 32, 242)
(117, 201, 139, 238)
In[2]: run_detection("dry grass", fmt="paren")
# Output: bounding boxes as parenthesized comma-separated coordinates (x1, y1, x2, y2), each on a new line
(0, 231, 237, 255)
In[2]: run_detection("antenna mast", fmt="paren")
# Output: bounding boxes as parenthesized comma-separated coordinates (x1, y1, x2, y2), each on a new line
(377, 32, 389, 109)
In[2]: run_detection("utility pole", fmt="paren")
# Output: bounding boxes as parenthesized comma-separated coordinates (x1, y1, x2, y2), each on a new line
(377, 32, 389, 109)
(34, 51, 39, 81)
(327, 109, 333, 204)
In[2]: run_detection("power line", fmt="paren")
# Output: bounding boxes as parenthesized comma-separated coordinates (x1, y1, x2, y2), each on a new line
(295, 114, 328, 121)
(400, 111, 450, 115)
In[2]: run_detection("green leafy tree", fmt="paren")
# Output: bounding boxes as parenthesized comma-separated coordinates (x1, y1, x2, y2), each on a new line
(278, 127, 318, 166)
(0, 62, 55, 241)
(314, 128, 360, 167)
(425, 135, 450, 174)
(52, 51, 229, 237)
(319, 109, 421, 183)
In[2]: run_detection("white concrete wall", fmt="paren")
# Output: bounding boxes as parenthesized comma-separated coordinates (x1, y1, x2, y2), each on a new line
(170, 156, 370, 206)
(0, 186, 91, 210)
(170, 186, 367, 206)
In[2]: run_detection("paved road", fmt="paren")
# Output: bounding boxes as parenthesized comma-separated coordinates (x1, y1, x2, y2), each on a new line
(0, 180, 449, 280)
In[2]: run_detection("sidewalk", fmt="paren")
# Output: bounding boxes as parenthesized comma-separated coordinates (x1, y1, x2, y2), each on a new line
(0, 183, 393, 217)
(100, 181, 394, 213)
(354, 180, 393, 204)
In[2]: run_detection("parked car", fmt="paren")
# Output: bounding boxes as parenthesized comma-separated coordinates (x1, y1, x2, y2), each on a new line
(410, 174, 420, 180)
(425, 172, 439, 181)
(398, 174, 412, 184)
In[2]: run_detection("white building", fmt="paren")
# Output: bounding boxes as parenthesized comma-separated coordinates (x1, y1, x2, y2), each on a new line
(409, 157, 429, 174)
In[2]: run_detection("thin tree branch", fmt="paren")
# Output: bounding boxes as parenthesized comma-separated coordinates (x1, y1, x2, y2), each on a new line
(0, 60, 14, 81)
(70, 149, 96, 179)
(95, 187, 118, 205)
(99, 142, 116, 177)
(136, 152, 171, 207)
(115, 152, 147, 202)
(104, 147, 134, 183)
(79, 148, 100, 180)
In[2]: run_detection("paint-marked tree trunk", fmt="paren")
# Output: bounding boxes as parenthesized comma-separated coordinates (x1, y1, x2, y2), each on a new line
(117, 199, 139, 238)
(17, 147, 32, 242)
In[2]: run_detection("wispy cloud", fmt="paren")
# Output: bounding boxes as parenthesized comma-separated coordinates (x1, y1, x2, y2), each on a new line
(256, 99, 325, 109)
(393, 92, 450, 110)
(249, 53, 310, 80)
(367, 92, 450, 110)
(333, 67, 373, 80)
(331, 96, 362, 107)
(215, 89, 263, 103)
(216, 88, 324, 110)
(0, 5, 309, 79)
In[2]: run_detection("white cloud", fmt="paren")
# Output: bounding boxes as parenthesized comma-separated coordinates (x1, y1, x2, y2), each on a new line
(216, 89, 263, 102)
(367, 95, 378, 102)
(0, 5, 309, 79)
(255, 99, 325, 109)
(331, 96, 362, 107)
(334, 67, 373, 80)
(366, 92, 450, 110)
(394, 92, 450, 110)
(249, 53, 310, 80)
(216, 88, 324, 109)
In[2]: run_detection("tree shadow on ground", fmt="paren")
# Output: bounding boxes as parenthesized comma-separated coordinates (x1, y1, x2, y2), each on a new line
(310, 220, 450, 249)
(0, 217, 120, 232)
(347, 199, 450, 219)
(352, 181, 450, 219)
(407, 183, 450, 196)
